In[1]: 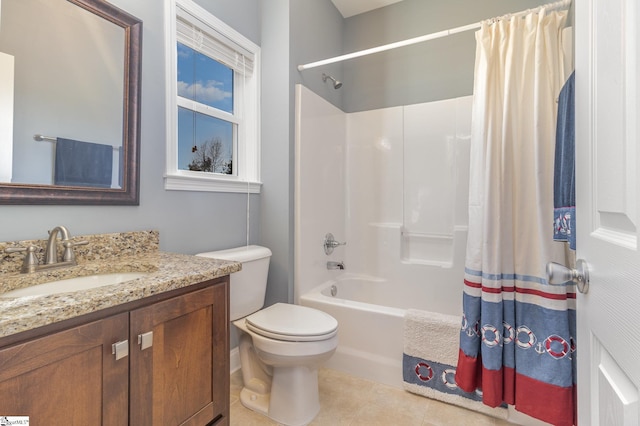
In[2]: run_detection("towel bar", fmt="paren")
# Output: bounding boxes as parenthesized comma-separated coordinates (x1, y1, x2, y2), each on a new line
(34, 134, 121, 151)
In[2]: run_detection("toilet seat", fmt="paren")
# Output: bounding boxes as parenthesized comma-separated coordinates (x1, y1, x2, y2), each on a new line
(245, 303, 338, 342)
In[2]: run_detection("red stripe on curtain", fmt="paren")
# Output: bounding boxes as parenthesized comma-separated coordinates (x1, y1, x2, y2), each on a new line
(463, 280, 577, 300)
(455, 349, 575, 425)
(515, 373, 576, 426)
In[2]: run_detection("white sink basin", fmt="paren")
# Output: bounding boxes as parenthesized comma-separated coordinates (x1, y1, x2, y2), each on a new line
(1, 272, 149, 298)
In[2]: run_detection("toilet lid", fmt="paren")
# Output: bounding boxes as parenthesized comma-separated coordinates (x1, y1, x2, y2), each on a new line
(245, 303, 338, 342)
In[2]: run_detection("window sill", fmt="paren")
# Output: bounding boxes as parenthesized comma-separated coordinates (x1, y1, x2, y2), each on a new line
(164, 173, 261, 193)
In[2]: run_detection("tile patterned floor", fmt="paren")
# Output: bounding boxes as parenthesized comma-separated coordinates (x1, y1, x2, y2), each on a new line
(230, 368, 514, 426)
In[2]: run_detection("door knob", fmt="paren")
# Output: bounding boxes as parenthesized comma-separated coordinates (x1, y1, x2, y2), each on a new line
(546, 259, 590, 294)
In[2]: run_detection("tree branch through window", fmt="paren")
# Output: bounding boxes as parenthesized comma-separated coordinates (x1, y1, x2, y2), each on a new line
(188, 137, 232, 174)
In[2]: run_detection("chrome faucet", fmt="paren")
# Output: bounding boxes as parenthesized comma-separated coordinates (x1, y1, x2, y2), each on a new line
(4, 226, 88, 273)
(327, 261, 345, 270)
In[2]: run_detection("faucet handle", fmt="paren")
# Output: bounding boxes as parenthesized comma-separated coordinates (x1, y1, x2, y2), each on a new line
(5, 245, 31, 254)
(5, 245, 40, 273)
(65, 240, 89, 247)
(324, 233, 346, 255)
(61, 240, 89, 262)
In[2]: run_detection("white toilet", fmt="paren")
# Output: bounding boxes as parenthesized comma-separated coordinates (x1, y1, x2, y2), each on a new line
(197, 245, 338, 426)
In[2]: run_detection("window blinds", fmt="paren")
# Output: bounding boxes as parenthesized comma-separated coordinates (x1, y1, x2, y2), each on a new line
(176, 7, 254, 76)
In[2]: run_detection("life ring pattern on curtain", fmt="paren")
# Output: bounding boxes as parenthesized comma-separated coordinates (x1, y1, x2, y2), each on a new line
(462, 316, 576, 359)
(461, 314, 576, 361)
(403, 353, 508, 407)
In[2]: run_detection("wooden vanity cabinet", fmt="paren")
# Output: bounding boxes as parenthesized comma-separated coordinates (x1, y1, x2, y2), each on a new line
(0, 278, 230, 426)
(130, 283, 229, 425)
(0, 312, 129, 425)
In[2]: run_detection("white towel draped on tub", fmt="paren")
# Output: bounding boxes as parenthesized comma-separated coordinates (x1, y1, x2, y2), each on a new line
(404, 309, 459, 365)
(402, 309, 507, 419)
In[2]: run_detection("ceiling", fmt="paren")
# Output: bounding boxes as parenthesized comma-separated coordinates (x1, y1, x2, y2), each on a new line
(330, 0, 404, 18)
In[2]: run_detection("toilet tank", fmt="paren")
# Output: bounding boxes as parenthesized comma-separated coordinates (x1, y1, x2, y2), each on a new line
(196, 245, 272, 321)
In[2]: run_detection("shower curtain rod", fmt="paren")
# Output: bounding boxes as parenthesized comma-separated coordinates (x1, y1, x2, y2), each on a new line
(297, 0, 571, 71)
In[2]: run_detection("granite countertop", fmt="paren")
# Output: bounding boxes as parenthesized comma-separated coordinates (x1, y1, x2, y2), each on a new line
(0, 231, 241, 339)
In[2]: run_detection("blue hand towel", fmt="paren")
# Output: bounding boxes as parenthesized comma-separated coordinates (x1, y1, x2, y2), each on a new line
(553, 72, 576, 250)
(54, 138, 113, 188)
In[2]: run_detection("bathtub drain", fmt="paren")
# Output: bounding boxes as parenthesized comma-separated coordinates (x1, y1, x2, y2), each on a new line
(330, 285, 337, 297)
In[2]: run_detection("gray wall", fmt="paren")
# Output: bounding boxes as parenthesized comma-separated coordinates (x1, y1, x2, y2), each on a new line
(342, 0, 551, 112)
(193, 0, 261, 44)
(260, 0, 293, 305)
(291, 1, 345, 110)
(0, 0, 261, 257)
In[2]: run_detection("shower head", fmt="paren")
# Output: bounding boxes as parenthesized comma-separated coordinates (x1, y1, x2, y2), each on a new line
(322, 73, 342, 89)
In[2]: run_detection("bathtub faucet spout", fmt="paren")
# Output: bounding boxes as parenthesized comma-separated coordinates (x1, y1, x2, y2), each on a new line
(327, 261, 344, 270)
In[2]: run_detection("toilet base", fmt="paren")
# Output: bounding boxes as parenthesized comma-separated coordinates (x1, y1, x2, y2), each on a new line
(239, 365, 321, 426)
(239, 386, 270, 416)
(233, 308, 337, 426)
(269, 365, 320, 426)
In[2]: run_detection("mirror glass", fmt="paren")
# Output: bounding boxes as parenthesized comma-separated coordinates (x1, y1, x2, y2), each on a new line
(0, 0, 141, 204)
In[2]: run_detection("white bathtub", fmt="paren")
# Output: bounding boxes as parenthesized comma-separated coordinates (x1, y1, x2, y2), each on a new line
(300, 274, 430, 389)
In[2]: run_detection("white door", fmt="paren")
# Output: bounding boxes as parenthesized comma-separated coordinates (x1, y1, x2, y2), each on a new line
(575, 0, 640, 424)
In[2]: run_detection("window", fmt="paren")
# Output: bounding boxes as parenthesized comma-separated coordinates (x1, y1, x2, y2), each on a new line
(165, 0, 261, 193)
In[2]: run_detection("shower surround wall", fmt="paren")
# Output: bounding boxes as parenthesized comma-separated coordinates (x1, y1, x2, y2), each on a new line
(295, 84, 472, 317)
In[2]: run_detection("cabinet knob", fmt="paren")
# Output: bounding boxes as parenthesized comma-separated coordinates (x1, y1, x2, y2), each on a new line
(138, 331, 153, 350)
(112, 340, 129, 360)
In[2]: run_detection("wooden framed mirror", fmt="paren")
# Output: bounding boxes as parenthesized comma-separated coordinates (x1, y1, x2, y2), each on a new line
(0, 0, 142, 205)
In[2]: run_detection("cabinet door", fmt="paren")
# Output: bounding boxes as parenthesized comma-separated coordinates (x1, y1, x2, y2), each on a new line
(0, 313, 129, 425)
(130, 282, 229, 426)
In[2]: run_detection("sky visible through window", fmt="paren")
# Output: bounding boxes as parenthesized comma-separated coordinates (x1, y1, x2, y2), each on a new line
(177, 43, 234, 173)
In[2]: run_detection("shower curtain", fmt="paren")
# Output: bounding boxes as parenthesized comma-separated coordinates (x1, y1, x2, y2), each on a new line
(455, 7, 576, 426)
